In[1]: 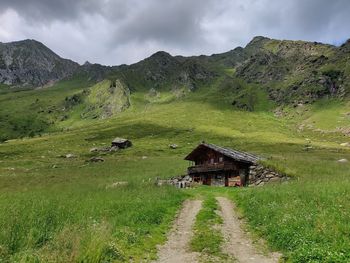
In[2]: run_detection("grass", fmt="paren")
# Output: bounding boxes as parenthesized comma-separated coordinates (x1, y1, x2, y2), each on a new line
(0, 75, 93, 141)
(190, 195, 229, 262)
(0, 165, 187, 262)
(229, 180, 350, 262)
(303, 99, 350, 131)
(0, 75, 349, 262)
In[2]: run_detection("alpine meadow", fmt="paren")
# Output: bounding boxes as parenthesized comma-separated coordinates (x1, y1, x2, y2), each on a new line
(1, 3, 350, 262)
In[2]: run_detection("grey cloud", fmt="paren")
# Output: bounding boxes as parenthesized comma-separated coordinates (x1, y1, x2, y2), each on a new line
(0, 0, 349, 65)
(0, 0, 102, 23)
(112, 0, 215, 46)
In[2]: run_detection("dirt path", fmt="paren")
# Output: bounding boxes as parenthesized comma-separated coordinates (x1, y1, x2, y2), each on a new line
(153, 199, 202, 263)
(217, 197, 281, 263)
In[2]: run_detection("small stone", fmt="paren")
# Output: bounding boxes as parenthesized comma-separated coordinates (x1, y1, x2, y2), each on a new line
(266, 173, 275, 178)
(89, 157, 104, 162)
(106, 181, 128, 188)
(109, 146, 119, 152)
(337, 159, 348, 163)
(169, 144, 178, 149)
(52, 164, 58, 168)
(269, 177, 281, 183)
(90, 148, 98, 152)
(340, 142, 350, 147)
(142, 156, 148, 159)
(65, 154, 76, 158)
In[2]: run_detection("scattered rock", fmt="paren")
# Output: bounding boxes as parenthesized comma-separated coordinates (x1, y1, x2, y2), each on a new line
(88, 157, 104, 162)
(169, 144, 178, 149)
(109, 145, 119, 152)
(88, 146, 119, 153)
(52, 164, 58, 169)
(337, 159, 348, 163)
(340, 142, 350, 147)
(304, 146, 313, 151)
(106, 181, 128, 188)
(273, 108, 285, 118)
(90, 147, 99, 153)
(65, 154, 76, 159)
(156, 175, 193, 188)
(142, 156, 148, 159)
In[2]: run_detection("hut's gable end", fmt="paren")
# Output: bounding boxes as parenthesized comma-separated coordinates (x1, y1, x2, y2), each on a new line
(185, 143, 259, 165)
(193, 148, 226, 165)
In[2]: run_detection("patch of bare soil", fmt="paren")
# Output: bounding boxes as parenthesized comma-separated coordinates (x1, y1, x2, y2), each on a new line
(216, 197, 281, 263)
(153, 199, 203, 263)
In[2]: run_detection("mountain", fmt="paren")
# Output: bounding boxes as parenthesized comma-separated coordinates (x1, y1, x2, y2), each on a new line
(114, 36, 349, 104)
(0, 39, 79, 87)
(1, 37, 349, 105)
(234, 36, 349, 104)
(115, 51, 215, 92)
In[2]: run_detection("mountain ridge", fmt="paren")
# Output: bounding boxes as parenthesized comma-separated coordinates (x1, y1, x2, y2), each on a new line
(0, 36, 349, 104)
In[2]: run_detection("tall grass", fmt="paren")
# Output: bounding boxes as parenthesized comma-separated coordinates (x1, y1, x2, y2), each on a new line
(0, 184, 185, 262)
(0, 78, 349, 261)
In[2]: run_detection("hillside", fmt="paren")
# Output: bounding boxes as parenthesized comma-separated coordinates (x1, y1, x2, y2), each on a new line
(0, 37, 349, 262)
(0, 40, 79, 87)
(1, 36, 349, 142)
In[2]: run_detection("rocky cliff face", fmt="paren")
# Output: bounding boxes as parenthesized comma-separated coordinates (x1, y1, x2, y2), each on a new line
(0, 39, 79, 87)
(234, 37, 349, 103)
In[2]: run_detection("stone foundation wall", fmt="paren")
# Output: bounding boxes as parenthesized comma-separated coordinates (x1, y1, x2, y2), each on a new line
(156, 175, 193, 188)
(248, 164, 288, 186)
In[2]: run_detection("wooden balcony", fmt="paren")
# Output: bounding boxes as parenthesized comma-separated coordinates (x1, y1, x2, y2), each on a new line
(187, 162, 236, 174)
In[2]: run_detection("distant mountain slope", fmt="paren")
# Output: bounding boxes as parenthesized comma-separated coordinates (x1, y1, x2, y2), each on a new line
(0, 39, 79, 87)
(115, 51, 215, 92)
(0, 36, 349, 104)
(0, 36, 349, 142)
(234, 36, 349, 104)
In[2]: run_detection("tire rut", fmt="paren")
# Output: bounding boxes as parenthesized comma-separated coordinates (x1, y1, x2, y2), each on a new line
(216, 197, 281, 263)
(153, 199, 203, 263)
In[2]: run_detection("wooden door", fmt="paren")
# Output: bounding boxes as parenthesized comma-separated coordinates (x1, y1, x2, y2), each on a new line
(225, 174, 229, 187)
(204, 175, 211, 185)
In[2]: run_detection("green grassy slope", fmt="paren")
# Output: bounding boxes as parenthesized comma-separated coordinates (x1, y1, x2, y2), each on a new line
(0, 75, 93, 142)
(0, 76, 349, 262)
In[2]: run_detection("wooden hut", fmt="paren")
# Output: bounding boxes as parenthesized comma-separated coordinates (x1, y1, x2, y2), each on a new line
(111, 137, 132, 149)
(184, 143, 259, 187)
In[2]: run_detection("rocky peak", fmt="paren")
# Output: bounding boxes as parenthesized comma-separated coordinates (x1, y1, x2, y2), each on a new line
(147, 51, 175, 66)
(0, 39, 79, 87)
(339, 38, 350, 53)
(245, 36, 270, 49)
(83, 61, 92, 66)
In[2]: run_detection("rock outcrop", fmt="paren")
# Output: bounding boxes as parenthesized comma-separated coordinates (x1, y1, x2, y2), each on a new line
(0, 39, 78, 87)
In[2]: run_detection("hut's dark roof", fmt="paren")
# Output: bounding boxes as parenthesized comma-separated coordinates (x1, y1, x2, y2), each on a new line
(184, 143, 260, 164)
(112, 137, 129, 144)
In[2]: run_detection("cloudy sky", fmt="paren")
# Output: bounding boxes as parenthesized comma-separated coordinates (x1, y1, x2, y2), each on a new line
(0, 0, 349, 65)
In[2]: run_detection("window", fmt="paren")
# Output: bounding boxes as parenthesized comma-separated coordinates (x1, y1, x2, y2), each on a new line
(210, 158, 214, 164)
(219, 157, 223, 162)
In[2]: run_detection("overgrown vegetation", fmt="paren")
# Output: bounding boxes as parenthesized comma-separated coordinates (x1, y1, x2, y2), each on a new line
(190, 196, 230, 262)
